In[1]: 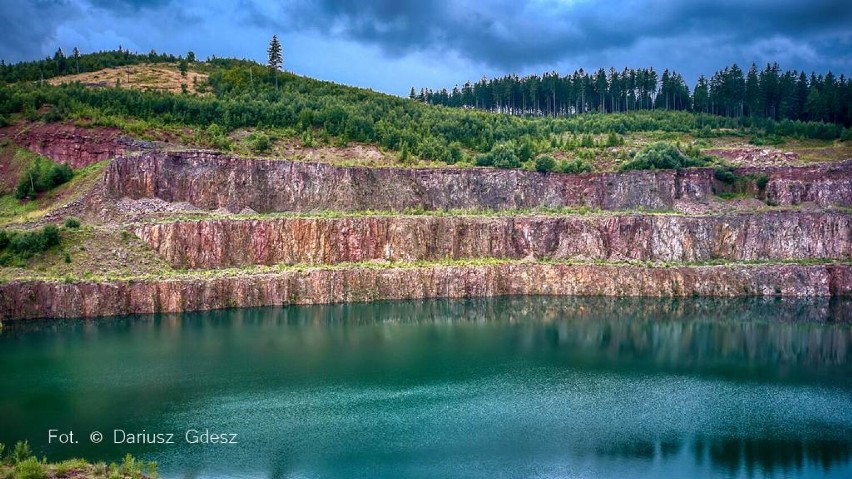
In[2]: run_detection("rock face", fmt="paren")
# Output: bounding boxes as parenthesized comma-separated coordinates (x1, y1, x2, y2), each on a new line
(1, 122, 131, 168)
(136, 212, 852, 269)
(103, 151, 852, 212)
(3, 145, 849, 321)
(2, 263, 850, 320)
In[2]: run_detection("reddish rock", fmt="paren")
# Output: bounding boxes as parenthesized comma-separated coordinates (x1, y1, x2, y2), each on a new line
(1, 263, 849, 320)
(0, 122, 130, 168)
(135, 212, 851, 269)
(103, 151, 852, 212)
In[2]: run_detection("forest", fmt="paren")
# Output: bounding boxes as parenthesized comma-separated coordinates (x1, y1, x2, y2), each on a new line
(0, 50, 850, 171)
(413, 64, 852, 126)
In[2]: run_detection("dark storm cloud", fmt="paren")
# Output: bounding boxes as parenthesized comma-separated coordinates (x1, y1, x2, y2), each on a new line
(0, 0, 79, 61)
(277, 0, 852, 71)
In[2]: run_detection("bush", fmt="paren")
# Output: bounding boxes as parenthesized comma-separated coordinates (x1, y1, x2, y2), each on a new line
(14, 157, 74, 200)
(247, 132, 271, 153)
(63, 217, 81, 229)
(0, 225, 62, 263)
(14, 457, 45, 479)
(474, 143, 520, 169)
(750, 135, 784, 146)
(446, 142, 464, 164)
(13, 440, 32, 463)
(534, 155, 557, 172)
(474, 152, 492, 167)
(841, 128, 852, 142)
(490, 143, 521, 169)
(560, 159, 594, 174)
(206, 123, 231, 150)
(516, 140, 535, 162)
(620, 142, 708, 171)
(714, 167, 737, 184)
(605, 131, 623, 147)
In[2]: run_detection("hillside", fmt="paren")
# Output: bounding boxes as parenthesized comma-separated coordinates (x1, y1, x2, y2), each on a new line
(0, 54, 850, 320)
(47, 63, 208, 95)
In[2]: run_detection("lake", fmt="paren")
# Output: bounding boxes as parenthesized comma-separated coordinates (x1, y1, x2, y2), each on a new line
(1, 297, 851, 478)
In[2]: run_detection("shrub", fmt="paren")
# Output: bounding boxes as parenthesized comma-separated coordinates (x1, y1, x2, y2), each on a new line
(605, 131, 623, 147)
(620, 142, 708, 171)
(14, 157, 74, 200)
(755, 174, 769, 190)
(247, 132, 271, 153)
(516, 139, 535, 162)
(206, 123, 231, 150)
(63, 217, 81, 229)
(14, 457, 45, 479)
(474, 152, 492, 167)
(750, 135, 784, 146)
(560, 159, 594, 174)
(534, 155, 557, 172)
(446, 142, 463, 164)
(0, 225, 62, 263)
(714, 167, 737, 184)
(490, 143, 521, 169)
(473, 143, 520, 169)
(13, 440, 32, 463)
(842, 128, 852, 142)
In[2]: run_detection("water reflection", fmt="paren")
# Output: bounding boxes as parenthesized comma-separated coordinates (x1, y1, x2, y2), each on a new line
(1, 297, 850, 478)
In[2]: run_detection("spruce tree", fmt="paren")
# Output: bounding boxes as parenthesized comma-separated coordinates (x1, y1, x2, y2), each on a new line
(72, 47, 80, 74)
(267, 34, 283, 88)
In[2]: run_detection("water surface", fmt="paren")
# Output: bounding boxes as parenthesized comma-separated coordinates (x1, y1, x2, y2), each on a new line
(1, 297, 851, 478)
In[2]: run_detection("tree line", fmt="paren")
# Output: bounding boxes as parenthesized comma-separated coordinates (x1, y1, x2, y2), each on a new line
(0, 48, 182, 84)
(413, 63, 852, 126)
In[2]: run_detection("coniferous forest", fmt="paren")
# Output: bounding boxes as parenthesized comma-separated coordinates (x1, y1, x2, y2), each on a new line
(414, 64, 852, 126)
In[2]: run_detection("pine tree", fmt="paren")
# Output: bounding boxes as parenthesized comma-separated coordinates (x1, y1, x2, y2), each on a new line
(72, 47, 80, 74)
(267, 34, 283, 88)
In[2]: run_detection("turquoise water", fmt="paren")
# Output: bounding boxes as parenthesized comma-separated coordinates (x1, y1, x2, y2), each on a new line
(1, 297, 851, 478)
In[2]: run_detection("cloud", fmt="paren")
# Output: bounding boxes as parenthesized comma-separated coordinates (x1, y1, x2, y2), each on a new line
(277, 0, 852, 73)
(0, 0, 80, 61)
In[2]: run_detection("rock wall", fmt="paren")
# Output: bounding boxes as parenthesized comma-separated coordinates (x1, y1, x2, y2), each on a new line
(0, 122, 133, 168)
(135, 212, 852, 269)
(2, 263, 850, 320)
(103, 151, 852, 212)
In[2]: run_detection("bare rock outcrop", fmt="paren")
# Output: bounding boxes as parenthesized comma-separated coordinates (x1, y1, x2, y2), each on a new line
(103, 151, 852, 212)
(135, 212, 851, 269)
(2, 263, 850, 320)
(1, 122, 136, 168)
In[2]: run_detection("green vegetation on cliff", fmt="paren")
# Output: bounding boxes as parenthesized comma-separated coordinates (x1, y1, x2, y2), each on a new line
(0, 225, 61, 266)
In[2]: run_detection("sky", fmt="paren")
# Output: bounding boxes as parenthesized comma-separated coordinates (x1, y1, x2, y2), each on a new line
(1, 0, 850, 96)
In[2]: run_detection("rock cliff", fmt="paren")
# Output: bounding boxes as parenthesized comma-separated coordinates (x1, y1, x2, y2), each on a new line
(135, 212, 851, 269)
(103, 151, 852, 212)
(2, 145, 849, 321)
(1, 122, 133, 168)
(2, 263, 850, 320)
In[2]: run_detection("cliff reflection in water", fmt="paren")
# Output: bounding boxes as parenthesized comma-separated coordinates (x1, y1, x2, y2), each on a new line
(1, 296, 850, 478)
(594, 436, 851, 476)
(8, 296, 849, 383)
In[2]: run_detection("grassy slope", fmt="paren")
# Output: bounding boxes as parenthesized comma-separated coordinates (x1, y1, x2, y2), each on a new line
(48, 62, 208, 95)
